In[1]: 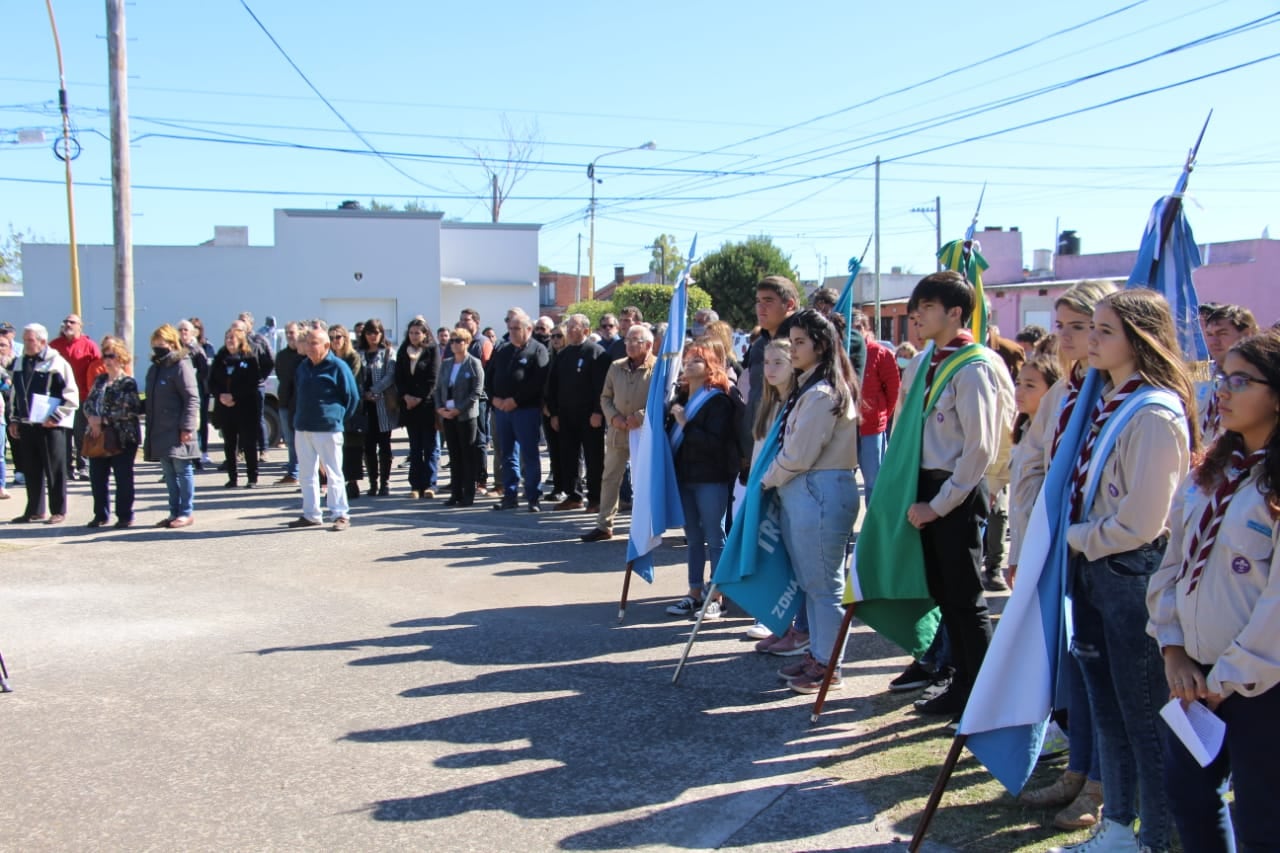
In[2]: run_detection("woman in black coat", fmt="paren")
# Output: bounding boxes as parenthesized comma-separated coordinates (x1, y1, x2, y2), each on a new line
(209, 325, 271, 488)
(434, 326, 485, 507)
(395, 318, 440, 499)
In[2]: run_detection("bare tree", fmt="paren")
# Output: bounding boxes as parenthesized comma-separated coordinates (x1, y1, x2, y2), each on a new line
(463, 115, 542, 223)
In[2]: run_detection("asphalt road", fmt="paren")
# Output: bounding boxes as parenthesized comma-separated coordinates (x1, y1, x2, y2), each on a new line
(1, 448, 951, 852)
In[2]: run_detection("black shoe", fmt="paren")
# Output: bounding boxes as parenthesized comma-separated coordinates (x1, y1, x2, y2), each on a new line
(243, 482, 257, 490)
(445, 498, 461, 507)
(528, 503, 540, 513)
(491, 499, 518, 511)
(915, 683, 968, 716)
(113, 518, 133, 529)
(889, 660, 937, 693)
(224, 480, 238, 488)
(580, 528, 613, 542)
(86, 518, 107, 528)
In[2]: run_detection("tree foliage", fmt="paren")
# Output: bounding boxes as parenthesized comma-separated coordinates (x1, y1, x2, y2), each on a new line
(1, 224, 34, 288)
(647, 233, 684, 285)
(692, 236, 798, 329)
(611, 284, 712, 328)
(465, 115, 542, 223)
(561, 299, 615, 328)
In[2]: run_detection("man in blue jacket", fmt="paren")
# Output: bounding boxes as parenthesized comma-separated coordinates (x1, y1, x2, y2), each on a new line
(289, 322, 359, 531)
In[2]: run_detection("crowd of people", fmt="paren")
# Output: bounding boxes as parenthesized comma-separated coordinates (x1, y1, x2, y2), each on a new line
(2, 274, 1277, 852)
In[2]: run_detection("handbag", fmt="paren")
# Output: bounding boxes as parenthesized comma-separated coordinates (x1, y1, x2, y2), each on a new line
(83, 428, 119, 459)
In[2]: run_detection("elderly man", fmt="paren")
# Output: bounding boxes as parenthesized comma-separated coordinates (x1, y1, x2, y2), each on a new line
(690, 307, 718, 340)
(597, 313, 620, 350)
(582, 323, 655, 542)
(49, 312, 99, 479)
(10, 323, 79, 524)
(545, 314, 611, 512)
(486, 308, 549, 512)
(532, 315, 555, 348)
(288, 322, 359, 531)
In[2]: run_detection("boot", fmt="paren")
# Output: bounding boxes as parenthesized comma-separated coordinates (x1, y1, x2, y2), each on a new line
(1054, 779, 1103, 830)
(347, 481, 360, 500)
(1019, 769, 1085, 808)
(378, 479, 390, 497)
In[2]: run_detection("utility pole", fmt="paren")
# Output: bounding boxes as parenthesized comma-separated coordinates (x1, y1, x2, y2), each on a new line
(44, 0, 82, 315)
(491, 174, 499, 223)
(911, 195, 943, 271)
(874, 156, 881, 339)
(575, 232, 582, 300)
(106, 0, 133, 350)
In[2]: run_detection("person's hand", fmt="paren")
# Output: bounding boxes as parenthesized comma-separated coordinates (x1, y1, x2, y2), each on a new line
(626, 414, 643, 430)
(219, 393, 235, 407)
(87, 422, 102, 438)
(589, 413, 603, 429)
(1007, 564, 1018, 590)
(179, 430, 192, 443)
(1205, 693, 1225, 712)
(364, 391, 377, 402)
(907, 502, 940, 529)
(404, 395, 420, 410)
(610, 415, 626, 430)
(671, 404, 687, 427)
(550, 416, 560, 433)
(6, 422, 16, 440)
(1163, 645, 1209, 705)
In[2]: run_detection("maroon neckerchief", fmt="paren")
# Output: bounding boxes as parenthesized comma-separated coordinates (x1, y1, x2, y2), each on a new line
(1051, 363, 1087, 456)
(923, 331, 975, 401)
(1068, 376, 1145, 522)
(1178, 448, 1267, 594)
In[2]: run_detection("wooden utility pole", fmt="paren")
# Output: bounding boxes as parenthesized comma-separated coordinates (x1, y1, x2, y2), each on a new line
(107, 0, 134, 350)
(873, 156, 881, 338)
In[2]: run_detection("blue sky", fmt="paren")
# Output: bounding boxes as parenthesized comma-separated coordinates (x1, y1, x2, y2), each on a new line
(3, 0, 1278, 292)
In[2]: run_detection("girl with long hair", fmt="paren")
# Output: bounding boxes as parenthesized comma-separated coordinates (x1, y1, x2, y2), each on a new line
(357, 318, 397, 496)
(1147, 331, 1280, 851)
(663, 344, 740, 619)
(762, 309, 860, 694)
(1051, 289, 1198, 853)
(395, 317, 439, 499)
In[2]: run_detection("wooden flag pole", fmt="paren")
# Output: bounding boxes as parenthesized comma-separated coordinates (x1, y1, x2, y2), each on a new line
(810, 602, 857, 724)
(908, 734, 968, 853)
(618, 562, 634, 622)
(672, 582, 718, 684)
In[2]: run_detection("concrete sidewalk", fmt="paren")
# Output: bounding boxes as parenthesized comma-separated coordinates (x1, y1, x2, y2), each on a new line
(1, 453, 951, 852)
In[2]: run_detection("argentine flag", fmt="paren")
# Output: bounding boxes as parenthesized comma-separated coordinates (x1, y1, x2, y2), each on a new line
(626, 237, 696, 582)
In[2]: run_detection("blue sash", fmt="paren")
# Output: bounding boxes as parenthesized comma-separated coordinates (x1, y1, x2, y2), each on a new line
(669, 387, 722, 454)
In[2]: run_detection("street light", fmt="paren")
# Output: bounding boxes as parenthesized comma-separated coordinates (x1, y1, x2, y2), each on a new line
(911, 195, 942, 271)
(587, 141, 656, 302)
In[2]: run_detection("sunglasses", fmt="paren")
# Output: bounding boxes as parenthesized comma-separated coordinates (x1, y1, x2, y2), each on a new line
(329, 335, 345, 341)
(449, 337, 466, 343)
(551, 333, 564, 340)
(103, 353, 118, 360)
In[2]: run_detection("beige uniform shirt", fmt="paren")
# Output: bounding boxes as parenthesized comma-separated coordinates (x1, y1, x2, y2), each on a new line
(1006, 377, 1072, 565)
(599, 354, 655, 450)
(760, 370, 858, 490)
(985, 366, 1017, 493)
(1065, 381, 1191, 562)
(1147, 467, 1280, 698)
(902, 351, 1005, 518)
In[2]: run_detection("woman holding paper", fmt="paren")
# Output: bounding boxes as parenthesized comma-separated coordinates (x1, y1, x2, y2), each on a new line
(1147, 330, 1280, 852)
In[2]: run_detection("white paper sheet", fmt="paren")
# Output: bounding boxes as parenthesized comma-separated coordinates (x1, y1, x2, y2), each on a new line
(27, 394, 61, 424)
(1159, 698, 1226, 768)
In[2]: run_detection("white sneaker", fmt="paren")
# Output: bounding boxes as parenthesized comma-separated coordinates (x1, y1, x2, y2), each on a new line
(1049, 819, 1138, 852)
(745, 622, 772, 640)
(692, 600, 723, 620)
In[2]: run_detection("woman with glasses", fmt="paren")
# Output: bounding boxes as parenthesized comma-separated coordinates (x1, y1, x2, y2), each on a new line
(357, 318, 398, 497)
(1148, 331, 1280, 852)
(434, 327, 484, 507)
(83, 337, 142, 528)
(328, 326, 368, 500)
(395, 318, 439, 499)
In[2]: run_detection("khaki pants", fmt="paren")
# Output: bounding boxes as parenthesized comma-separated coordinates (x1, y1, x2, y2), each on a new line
(595, 437, 630, 532)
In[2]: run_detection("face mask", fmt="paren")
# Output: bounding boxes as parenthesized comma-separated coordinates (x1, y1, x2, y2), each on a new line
(153, 346, 171, 359)
(896, 357, 911, 369)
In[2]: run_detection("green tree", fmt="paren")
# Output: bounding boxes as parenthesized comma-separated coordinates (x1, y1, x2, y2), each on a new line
(1, 224, 34, 288)
(611, 283, 712, 328)
(561, 299, 615, 328)
(692, 236, 799, 329)
(647, 234, 684, 285)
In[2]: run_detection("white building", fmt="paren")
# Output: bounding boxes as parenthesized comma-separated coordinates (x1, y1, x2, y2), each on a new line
(11, 207, 541, 359)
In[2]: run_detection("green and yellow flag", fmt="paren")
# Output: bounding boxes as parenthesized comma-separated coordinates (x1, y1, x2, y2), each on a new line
(938, 239, 990, 344)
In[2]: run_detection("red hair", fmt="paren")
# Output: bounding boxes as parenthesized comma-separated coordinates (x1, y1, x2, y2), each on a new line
(682, 344, 731, 394)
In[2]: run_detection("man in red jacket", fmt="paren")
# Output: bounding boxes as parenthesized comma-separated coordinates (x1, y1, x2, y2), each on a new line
(49, 313, 100, 480)
(854, 311, 899, 499)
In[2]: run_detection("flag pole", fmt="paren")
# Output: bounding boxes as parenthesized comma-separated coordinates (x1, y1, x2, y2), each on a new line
(809, 536, 857, 723)
(618, 562, 635, 622)
(1151, 110, 1211, 284)
(908, 734, 969, 852)
(672, 582, 719, 684)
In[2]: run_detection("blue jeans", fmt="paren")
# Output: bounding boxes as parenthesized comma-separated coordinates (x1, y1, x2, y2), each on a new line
(777, 470, 860, 665)
(495, 406, 542, 504)
(858, 431, 886, 499)
(1162, 681, 1280, 853)
(1071, 546, 1171, 848)
(679, 481, 730, 592)
(159, 456, 195, 519)
(406, 422, 439, 492)
(0, 425, 7, 486)
(1064, 649, 1101, 781)
(279, 406, 298, 478)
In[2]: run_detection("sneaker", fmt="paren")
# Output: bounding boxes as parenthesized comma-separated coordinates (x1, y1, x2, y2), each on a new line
(745, 622, 772, 641)
(767, 627, 811, 657)
(691, 600, 723, 620)
(491, 498, 518, 511)
(1019, 768, 1085, 808)
(915, 682, 968, 716)
(789, 659, 843, 695)
(918, 667, 955, 700)
(1047, 819, 1137, 852)
(275, 475, 299, 486)
(1040, 720, 1070, 761)
(665, 596, 701, 617)
(287, 517, 321, 529)
(889, 660, 938, 693)
(777, 652, 816, 681)
(982, 568, 1010, 591)
(331, 516, 350, 531)
(1054, 779, 1104, 831)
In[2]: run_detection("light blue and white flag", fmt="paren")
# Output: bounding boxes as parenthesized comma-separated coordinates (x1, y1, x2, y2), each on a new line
(959, 369, 1183, 794)
(627, 236, 696, 583)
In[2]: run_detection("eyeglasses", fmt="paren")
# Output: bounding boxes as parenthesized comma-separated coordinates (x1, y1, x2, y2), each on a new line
(364, 329, 380, 336)
(63, 319, 80, 326)
(102, 353, 118, 360)
(1214, 372, 1274, 393)
(329, 335, 345, 341)
(601, 323, 617, 328)
(551, 333, 564, 340)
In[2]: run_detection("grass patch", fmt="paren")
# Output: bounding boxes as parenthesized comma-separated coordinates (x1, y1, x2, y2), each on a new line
(822, 689, 1094, 851)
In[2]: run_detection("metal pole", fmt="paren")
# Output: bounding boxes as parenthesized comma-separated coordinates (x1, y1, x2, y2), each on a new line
(587, 171, 596, 304)
(575, 232, 582, 301)
(874, 156, 882, 338)
(107, 0, 133, 350)
(491, 174, 499, 223)
(45, 0, 82, 316)
(935, 195, 942, 272)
